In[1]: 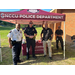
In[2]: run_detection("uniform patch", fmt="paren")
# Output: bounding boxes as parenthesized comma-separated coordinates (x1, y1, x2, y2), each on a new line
(20, 31, 22, 33)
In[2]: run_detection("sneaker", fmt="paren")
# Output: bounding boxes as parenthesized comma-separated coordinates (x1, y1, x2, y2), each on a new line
(49, 57, 52, 60)
(33, 56, 37, 59)
(26, 56, 29, 60)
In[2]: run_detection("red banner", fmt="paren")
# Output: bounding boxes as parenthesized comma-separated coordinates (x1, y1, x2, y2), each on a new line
(0, 13, 64, 20)
(22, 42, 44, 56)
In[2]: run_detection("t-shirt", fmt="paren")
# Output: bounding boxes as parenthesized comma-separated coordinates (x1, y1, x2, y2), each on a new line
(24, 25, 37, 39)
(55, 29, 63, 35)
(41, 27, 53, 41)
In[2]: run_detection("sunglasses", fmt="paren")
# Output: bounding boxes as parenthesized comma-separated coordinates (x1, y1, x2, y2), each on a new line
(29, 23, 33, 24)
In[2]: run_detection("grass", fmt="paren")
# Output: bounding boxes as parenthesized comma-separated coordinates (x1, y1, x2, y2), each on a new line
(0, 25, 75, 65)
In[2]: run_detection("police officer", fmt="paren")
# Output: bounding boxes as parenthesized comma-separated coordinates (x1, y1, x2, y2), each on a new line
(55, 26, 63, 50)
(24, 21, 37, 60)
(40, 21, 53, 60)
(7, 24, 23, 65)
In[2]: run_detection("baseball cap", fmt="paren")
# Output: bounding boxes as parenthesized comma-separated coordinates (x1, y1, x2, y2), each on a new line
(29, 21, 33, 24)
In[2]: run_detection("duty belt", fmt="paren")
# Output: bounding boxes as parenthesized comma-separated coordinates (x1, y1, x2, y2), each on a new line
(16, 41, 21, 43)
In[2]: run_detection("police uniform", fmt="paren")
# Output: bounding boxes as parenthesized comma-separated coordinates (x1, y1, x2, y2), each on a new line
(41, 27, 53, 58)
(55, 29, 63, 50)
(24, 25, 37, 59)
(7, 28, 23, 65)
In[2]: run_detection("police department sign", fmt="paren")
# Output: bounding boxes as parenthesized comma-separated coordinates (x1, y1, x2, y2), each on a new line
(0, 13, 19, 18)
(0, 13, 65, 21)
(1, 13, 63, 19)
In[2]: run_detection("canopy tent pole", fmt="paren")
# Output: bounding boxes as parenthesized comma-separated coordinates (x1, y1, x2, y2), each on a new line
(0, 35, 2, 62)
(63, 21, 65, 59)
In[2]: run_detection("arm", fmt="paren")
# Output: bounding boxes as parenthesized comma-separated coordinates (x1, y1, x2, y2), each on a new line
(24, 33, 37, 39)
(42, 21, 45, 28)
(57, 32, 63, 37)
(55, 33, 57, 37)
(24, 33, 30, 38)
(51, 34, 53, 41)
(40, 33, 43, 40)
(40, 30, 43, 40)
(8, 38, 12, 49)
(55, 30, 60, 37)
(34, 33, 37, 37)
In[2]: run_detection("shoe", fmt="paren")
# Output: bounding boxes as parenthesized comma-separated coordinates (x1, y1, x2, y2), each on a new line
(33, 56, 37, 59)
(26, 57, 29, 60)
(13, 63, 17, 65)
(26, 54, 30, 60)
(49, 57, 52, 60)
(17, 60, 23, 63)
(44, 55, 47, 57)
(57, 48, 59, 50)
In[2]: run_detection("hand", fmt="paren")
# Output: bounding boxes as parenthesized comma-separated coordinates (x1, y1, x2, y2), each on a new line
(42, 21, 45, 24)
(57, 35, 62, 37)
(40, 37, 42, 41)
(9, 44, 12, 49)
(29, 36, 34, 39)
(59, 35, 62, 37)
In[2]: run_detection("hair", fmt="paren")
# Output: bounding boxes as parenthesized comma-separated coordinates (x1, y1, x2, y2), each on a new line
(29, 21, 33, 24)
(16, 23, 20, 26)
(58, 26, 61, 28)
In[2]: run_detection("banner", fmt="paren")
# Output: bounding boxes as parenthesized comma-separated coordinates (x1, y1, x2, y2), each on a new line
(0, 13, 65, 21)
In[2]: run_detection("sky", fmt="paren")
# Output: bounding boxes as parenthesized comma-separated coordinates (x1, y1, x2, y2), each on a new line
(0, 9, 52, 12)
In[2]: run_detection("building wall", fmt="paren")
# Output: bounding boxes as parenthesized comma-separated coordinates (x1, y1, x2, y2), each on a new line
(61, 9, 75, 43)
(51, 9, 75, 43)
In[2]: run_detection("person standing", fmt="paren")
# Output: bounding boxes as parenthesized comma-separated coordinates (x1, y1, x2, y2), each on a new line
(40, 21, 53, 60)
(55, 26, 63, 50)
(24, 21, 37, 60)
(7, 24, 23, 65)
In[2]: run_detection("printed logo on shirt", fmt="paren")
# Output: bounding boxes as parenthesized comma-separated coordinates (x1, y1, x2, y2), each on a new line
(9, 31, 12, 33)
(47, 30, 49, 33)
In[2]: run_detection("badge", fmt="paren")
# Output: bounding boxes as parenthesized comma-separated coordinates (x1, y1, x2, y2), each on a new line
(33, 29, 34, 31)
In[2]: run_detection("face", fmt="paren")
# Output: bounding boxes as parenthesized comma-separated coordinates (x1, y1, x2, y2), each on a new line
(58, 26, 61, 30)
(16, 24, 20, 30)
(45, 23, 48, 29)
(29, 23, 33, 28)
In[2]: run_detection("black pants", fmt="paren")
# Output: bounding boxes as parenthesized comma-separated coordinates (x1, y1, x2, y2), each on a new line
(56, 36, 63, 50)
(26, 39, 35, 58)
(12, 42, 21, 65)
